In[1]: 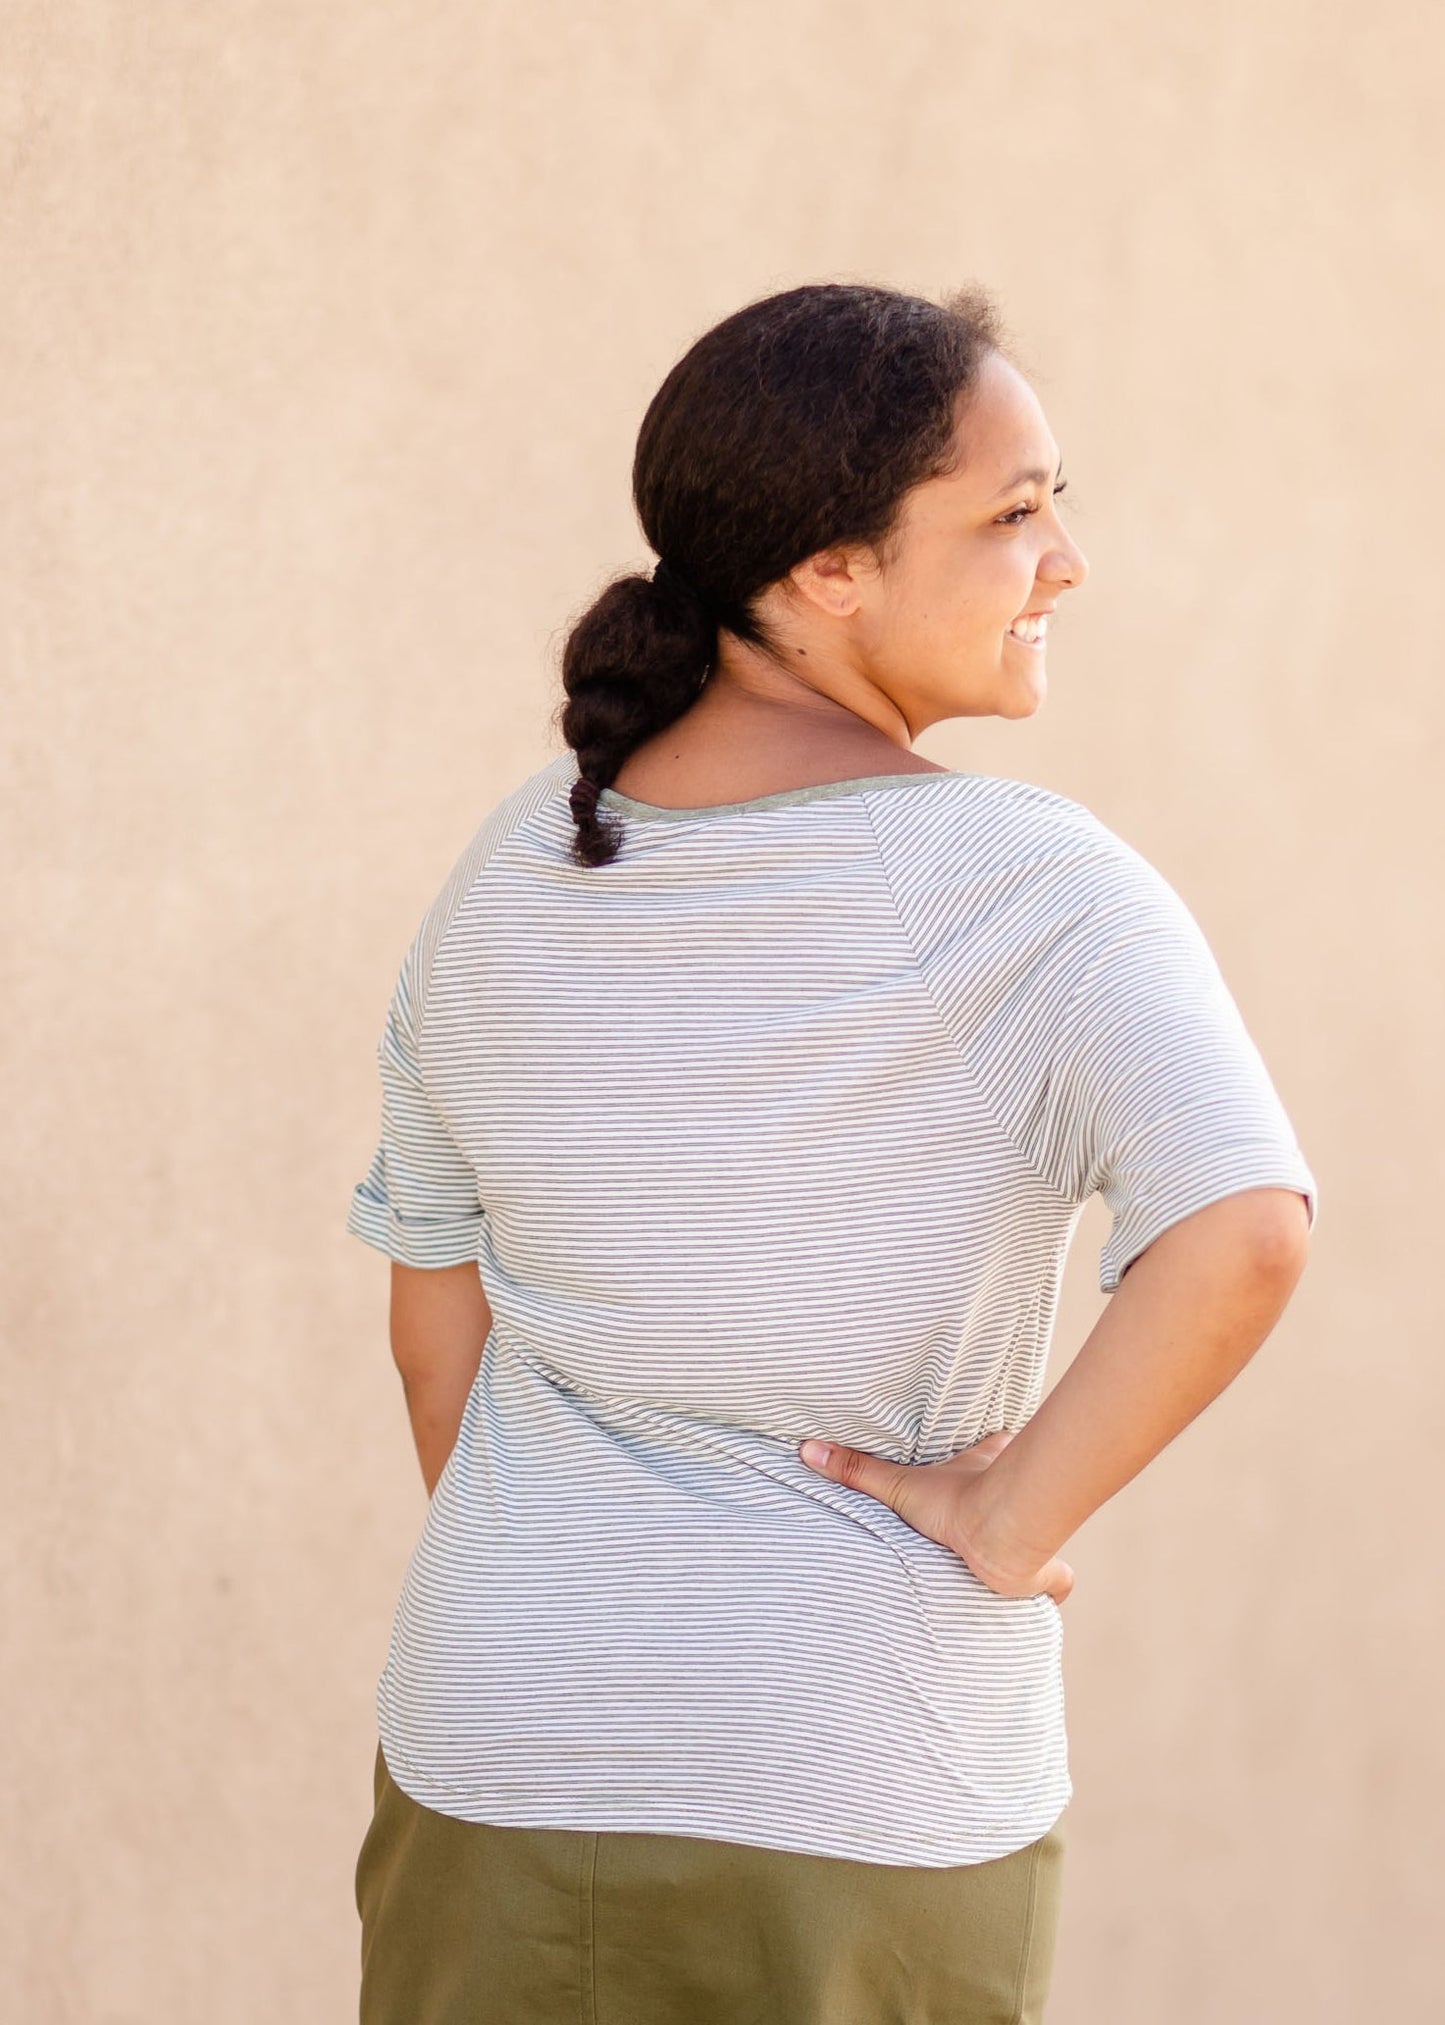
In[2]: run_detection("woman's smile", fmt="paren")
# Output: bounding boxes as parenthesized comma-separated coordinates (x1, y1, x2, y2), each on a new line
(1007, 610, 1053, 649)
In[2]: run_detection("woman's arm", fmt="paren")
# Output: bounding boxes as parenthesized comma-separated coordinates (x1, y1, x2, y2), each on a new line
(388, 1261, 494, 1495)
(966, 1185, 1311, 1585)
(800, 1185, 1313, 1598)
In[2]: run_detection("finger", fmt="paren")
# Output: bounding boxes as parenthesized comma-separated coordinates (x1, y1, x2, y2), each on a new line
(1042, 1558, 1075, 1606)
(798, 1440, 908, 1514)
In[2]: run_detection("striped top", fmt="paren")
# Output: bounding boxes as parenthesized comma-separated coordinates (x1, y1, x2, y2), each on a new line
(346, 749, 1319, 1867)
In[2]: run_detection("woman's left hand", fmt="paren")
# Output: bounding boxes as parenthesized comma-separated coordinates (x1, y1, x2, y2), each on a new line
(797, 1428, 1075, 1604)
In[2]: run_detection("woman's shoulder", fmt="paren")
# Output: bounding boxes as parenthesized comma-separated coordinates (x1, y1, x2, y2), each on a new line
(398, 754, 578, 991)
(871, 768, 1200, 957)
(869, 766, 1135, 878)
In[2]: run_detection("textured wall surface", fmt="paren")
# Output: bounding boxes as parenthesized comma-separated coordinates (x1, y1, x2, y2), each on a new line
(4, 4, 1441, 2019)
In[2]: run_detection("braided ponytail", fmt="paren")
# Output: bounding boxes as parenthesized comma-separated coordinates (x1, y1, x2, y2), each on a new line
(553, 281, 1004, 868)
(560, 560, 718, 868)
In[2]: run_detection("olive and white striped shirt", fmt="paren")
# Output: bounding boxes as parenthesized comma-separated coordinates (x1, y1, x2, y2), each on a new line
(345, 748, 1318, 1867)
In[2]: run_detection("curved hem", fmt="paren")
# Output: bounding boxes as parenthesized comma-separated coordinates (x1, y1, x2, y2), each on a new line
(374, 1727, 1073, 1872)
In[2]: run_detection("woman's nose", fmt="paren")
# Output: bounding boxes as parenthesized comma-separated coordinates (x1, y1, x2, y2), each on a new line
(1048, 532, 1089, 591)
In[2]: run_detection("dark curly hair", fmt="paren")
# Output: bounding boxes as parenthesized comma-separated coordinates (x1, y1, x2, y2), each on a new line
(553, 281, 1006, 868)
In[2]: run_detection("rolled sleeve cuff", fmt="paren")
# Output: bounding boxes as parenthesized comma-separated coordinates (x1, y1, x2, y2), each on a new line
(344, 1178, 484, 1269)
(1099, 1149, 1319, 1294)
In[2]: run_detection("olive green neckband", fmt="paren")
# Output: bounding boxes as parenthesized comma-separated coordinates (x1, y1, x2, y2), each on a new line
(593, 770, 966, 823)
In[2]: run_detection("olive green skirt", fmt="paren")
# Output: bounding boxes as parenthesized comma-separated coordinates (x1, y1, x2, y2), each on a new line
(356, 1739, 1065, 2024)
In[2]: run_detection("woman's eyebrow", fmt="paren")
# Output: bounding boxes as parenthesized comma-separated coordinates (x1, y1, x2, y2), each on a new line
(988, 456, 1065, 499)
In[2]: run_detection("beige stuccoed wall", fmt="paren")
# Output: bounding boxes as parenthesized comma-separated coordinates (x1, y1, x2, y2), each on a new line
(4, 4, 1440, 2019)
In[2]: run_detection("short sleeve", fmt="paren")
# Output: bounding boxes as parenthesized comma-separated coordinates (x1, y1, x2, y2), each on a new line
(345, 935, 485, 1269)
(1025, 843, 1318, 1291)
(939, 817, 1320, 1295)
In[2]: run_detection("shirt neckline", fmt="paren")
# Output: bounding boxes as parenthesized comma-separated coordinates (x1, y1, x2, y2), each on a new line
(593, 769, 966, 823)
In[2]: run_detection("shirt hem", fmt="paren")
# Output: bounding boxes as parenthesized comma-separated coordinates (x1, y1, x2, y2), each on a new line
(374, 1724, 1074, 1872)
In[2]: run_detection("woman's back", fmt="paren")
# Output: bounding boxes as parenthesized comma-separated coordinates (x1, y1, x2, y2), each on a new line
(346, 747, 1317, 1868)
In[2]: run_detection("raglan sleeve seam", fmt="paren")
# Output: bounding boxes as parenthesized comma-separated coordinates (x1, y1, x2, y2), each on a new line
(862, 797, 1080, 1215)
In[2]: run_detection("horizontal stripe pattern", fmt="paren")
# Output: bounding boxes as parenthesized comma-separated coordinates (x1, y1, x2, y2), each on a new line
(346, 749, 1318, 1866)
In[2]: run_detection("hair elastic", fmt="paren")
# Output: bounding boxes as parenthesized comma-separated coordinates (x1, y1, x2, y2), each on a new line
(650, 556, 702, 607)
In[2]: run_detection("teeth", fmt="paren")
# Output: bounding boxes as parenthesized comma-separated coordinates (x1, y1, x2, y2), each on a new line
(1009, 614, 1049, 644)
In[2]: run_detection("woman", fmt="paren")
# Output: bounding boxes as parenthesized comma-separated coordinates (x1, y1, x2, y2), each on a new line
(345, 281, 1318, 2023)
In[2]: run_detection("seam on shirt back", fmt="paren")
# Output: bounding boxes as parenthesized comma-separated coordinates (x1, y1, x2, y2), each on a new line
(861, 791, 1079, 1216)
(411, 754, 574, 1058)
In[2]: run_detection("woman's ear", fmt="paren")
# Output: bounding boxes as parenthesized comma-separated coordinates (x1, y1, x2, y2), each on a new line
(787, 545, 873, 620)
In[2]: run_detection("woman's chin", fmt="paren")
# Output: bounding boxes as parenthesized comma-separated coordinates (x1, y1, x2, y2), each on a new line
(998, 659, 1048, 717)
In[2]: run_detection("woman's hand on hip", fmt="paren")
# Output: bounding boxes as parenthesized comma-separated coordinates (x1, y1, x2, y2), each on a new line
(797, 1429, 1075, 1606)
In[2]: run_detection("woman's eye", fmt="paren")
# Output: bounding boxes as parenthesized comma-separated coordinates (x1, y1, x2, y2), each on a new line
(996, 479, 1069, 527)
